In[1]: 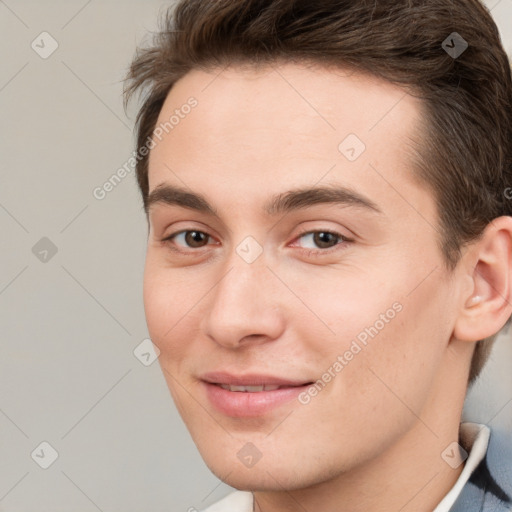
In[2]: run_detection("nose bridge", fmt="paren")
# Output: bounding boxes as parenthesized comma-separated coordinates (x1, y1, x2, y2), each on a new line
(213, 242, 272, 320)
(201, 239, 284, 347)
(216, 231, 272, 302)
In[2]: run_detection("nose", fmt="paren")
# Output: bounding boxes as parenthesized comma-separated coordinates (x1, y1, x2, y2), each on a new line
(200, 253, 285, 350)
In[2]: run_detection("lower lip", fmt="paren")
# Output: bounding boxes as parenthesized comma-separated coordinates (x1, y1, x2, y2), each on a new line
(202, 382, 312, 417)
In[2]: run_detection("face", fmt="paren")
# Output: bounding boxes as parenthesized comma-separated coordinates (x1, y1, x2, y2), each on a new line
(143, 62, 462, 490)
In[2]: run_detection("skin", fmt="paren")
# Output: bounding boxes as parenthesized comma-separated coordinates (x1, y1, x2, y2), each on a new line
(143, 61, 512, 512)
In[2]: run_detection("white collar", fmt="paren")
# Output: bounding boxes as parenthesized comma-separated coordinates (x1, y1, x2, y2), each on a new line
(433, 422, 490, 512)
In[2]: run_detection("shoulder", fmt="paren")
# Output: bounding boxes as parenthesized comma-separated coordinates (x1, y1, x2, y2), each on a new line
(464, 425, 512, 511)
(487, 425, 512, 460)
(483, 426, 512, 493)
(198, 490, 253, 512)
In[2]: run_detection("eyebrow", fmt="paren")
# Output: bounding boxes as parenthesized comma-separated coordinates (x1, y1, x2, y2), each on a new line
(145, 183, 383, 218)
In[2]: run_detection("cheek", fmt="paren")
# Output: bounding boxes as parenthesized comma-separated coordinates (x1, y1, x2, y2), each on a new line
(287, 265, 400, 355)
(143, 258, 195, 362)
(294, 258, 450, 406)
(336, 276, 451, 416)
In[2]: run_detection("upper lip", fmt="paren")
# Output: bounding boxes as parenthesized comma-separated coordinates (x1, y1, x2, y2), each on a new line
(201, 371, 313, 387)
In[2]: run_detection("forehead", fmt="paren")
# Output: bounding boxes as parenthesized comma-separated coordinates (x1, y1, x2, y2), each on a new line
(147, 62, 433, 226)
(157, 61, 421, 131)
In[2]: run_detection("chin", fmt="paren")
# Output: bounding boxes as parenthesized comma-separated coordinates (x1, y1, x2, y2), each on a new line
(199, 445, 334, 492)
(208, 465, 304, 492)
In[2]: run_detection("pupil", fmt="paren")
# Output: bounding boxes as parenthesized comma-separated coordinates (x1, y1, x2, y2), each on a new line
(187, 231, 206, 247)
(315, 232, 335, 248)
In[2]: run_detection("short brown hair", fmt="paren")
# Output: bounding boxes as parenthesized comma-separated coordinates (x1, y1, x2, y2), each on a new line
(124, 0, 512, 387)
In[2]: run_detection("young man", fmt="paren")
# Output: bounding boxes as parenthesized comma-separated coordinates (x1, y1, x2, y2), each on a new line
(124, 0, 512, 510)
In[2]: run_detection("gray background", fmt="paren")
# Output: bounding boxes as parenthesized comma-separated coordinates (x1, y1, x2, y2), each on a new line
(0, 1, 511, 510)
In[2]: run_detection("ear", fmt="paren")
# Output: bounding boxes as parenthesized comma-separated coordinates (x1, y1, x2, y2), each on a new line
(453, 216, 512, 343)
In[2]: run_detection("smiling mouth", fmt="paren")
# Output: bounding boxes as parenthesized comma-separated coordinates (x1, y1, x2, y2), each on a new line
(203, 380, 316, 417)
(216, 383, 314, 392)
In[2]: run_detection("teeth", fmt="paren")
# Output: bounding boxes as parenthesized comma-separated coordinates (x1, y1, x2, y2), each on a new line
(219, 384, 282, 392)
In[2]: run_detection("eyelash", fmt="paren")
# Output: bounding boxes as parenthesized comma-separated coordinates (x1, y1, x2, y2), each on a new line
(160, 228, 352, 257)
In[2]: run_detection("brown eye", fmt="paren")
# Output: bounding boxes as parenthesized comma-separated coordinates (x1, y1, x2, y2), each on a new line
(182, 231, 209, 248)
(312, 231, 339, 249)
(163, 230, 211, 250)
(295, 230, 349, 252)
